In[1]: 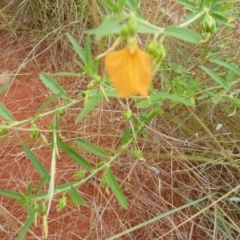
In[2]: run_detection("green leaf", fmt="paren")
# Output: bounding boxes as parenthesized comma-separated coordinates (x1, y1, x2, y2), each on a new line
(85, 35, 92, 67)
(177, 0, 197, 10)
(117, 0, 126, 13)
(75, 91, 104, 123)
(58, 140, 93, 171)
(137, 18, 163, 34)
(200, 65, 229, 89)
(0, 190, 25, 200)
(125, 0, 142, 17)
(52, 72, 84, 77)
(55, 182, 77, 191)
(0, 102, 14, 122)
(148, 92, 195, 107)
(35, 176, 49, 196)
(106, 169, 128, 209)
(226, 69, 236, 83)
(211, 13, 228, 25)
(101, 0, 118, 12)
(164, 26, 201, 43)
(36, 93, 65, 114)
(76, 138, 109, 158)
(210, 59, 240, 75)
(68, 186, 87, 206)
(39, 73, 69, 100)
(0, 84, 11, 95)
(23, 143, 50, 183)
(136, 99, 153, 108)
(217, 2, 235, 12)
(17, 205, 34, 240)
(67, 33, 86, 65)
(87, 16, 123, 40)
(122, 126, 133, 145)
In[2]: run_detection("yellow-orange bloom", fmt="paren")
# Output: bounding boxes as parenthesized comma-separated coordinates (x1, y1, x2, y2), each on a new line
(105, 47, 152, 98)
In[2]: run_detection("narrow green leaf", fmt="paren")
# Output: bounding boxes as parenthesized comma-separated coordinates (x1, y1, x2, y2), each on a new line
(17, 205, 34, 240)
(125, 0, 142, 17)
(210, 59, 240, 75)
(55, 182, 77, 191)
(76, 138, 109, 158)
(52, 72, 84, 77)
(148, 92, 195, 107)
(35, 176, 49, 196)
(136, 99, 153, 108)
(164, 26, 201, 43)
(226, 69, 236, 83)
(0, 190, 25, 200)
(200, 65, 229, 89)
(117, 0, 126, 13)
(23, 143, 50, 183)
(75, 91, 103, 123)
(106, 169, 128, 209)
(58, 140, 93, 171)
(217, 2, 235, 12)
(39, 73, 69, 100)
(211, 13, 228, 25)
(36, 93, 64, 114)
(101, 0, 118, 12)
(87, 16, 123, 40)
(85, 35, 92, 67)
(122, 126, 133, 145)
(137, 18, 163, 34)
(68, 186, 87, 206)
(0, 84, 11, 95)
(177, 0, 197, 10)
(0, 102, 14, 122)
(67, 33, 86, 65)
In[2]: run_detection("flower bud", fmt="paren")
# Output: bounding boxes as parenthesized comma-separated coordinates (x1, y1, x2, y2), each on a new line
(127, 19, 138, 37)
(30, 123, 40, 139)
(101, 175, 108, 188)
(87, 81, 94, 90)
(120, 25, 130, 38)
(146, 40, 158, 55)
(201, 13, 216, 33)
(59, 108, 66, 117)
(155, 44, 166, 64)
(0, 126, 8, 136)
(57, 196, 67, 211)
(123, 109, 132, 120)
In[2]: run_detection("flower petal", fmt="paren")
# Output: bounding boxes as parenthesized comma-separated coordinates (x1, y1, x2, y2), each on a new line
(105, 47, 152, 98)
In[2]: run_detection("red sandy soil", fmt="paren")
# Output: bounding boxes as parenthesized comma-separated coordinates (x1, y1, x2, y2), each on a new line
(0, 30, 207, 240)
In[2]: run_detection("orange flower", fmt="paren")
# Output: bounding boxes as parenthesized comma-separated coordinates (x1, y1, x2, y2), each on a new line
(105, 47, 152, 98)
